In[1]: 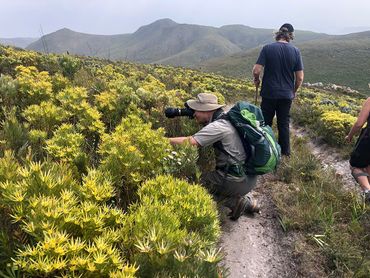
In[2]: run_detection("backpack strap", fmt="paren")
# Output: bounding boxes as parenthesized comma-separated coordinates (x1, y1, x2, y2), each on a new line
(212, 134, 246, 177)
(212, 111, 252, 176)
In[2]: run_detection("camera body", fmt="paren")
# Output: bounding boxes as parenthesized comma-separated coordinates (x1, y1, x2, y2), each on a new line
(165, 103, 194, 118)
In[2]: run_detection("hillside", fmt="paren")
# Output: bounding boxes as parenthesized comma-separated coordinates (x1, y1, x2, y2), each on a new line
(200, 31, 370, 94)
(0, 37, 38, 48)
(26, 28, 131, 57)
(0, 45, 369, 277)
(26, 19, 328, 66)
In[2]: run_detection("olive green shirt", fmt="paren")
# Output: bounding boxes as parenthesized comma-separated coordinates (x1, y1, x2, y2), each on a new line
(193, 119, 246, 168)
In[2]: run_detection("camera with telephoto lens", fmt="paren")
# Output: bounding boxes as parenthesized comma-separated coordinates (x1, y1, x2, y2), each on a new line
(164, 103, 194, 118)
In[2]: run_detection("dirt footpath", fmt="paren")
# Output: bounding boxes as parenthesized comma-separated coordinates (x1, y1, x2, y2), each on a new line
(219, 124, 357, 278)
(292, 125, 357, 192)
(219, 177, 300, 278)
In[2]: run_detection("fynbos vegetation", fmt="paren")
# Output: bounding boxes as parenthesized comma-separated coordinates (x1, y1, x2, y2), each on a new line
(0, 45, 368, 277)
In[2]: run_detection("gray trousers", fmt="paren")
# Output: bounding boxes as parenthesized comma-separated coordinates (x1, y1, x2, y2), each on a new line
(200, 170, 257, 210)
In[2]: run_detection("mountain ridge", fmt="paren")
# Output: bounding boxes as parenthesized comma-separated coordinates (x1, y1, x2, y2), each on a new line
(19, 19, 370, 93)
(26, 19, 328, 65)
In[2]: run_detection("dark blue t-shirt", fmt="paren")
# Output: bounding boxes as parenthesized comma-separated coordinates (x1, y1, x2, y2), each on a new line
(256, 42, 303, 99)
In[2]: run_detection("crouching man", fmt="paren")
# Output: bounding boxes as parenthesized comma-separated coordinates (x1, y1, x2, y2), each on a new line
(167, 93, 259, 220)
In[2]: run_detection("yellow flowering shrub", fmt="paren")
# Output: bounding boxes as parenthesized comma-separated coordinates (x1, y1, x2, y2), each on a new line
(124, 175, 221, 277)
(45, 124, 87, 170)
(99, 114, 171, 189)
(23, 101, 67, 133)
(96, 64, 126, 83)
(51, 72, 70, 92)
(94, 82, 138, 130)
(16, 65, 53, 106)
(0, 154, 136, 277)
(292, 87, 365, 147)
(0, 47, 38, 73)
(317, 111, 357, 145)
(57, 87, 105, 135)
(0, 45, 258, 276)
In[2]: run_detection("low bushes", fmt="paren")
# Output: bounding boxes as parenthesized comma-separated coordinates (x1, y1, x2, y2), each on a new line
(274, 136, 370, 277)
(124, 175, 222, 277)
(0, 46, 233, 276)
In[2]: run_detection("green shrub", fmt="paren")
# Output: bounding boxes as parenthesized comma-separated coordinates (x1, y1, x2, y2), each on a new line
(0, 74, 18, 114)
(124, 175, 222, 277)
(163, 142, 200, 182)
(56, 86, 105, 136)
(0, 109, 28, 155)
(94, 81, 138, 130)
(28, 129, 48, 159)
(317, 110, 356, 146)
(45, 124, 88, 173)
(99, 114, 170, 188)
(23, 101, 67, 134)
(0, 155, 136, 277)
(58, 54, 81, 79)
(51, 72, 70, 92)
(16, 65, 53, 107)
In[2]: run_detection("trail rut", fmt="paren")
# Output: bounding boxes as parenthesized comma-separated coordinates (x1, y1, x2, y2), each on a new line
(219, 124, 358, 277)
(219, 177, 299, 278)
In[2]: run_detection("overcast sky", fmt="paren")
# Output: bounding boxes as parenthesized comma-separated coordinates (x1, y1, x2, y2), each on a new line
(1, 0, 370, 38)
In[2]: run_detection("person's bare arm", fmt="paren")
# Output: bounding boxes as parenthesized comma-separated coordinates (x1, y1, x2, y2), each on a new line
(294, 70, 304, 93)
(346, 97, 370, 142)
(252, 64, 263, 86)
(169, 136, 199, 146)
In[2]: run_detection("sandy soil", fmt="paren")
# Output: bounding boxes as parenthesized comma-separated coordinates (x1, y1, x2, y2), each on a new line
(292, 125, 358, 192)
(219, 177, 300, 278)
(218, 124, 357, 277)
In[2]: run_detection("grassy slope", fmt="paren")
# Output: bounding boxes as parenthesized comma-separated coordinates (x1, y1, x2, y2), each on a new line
(272, 135, 370, 277)
(200, 32, 370, 95)
(299, 36, 370, 93)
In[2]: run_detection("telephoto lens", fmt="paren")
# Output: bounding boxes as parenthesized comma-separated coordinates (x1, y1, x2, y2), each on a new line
(164, 104, 194, 118)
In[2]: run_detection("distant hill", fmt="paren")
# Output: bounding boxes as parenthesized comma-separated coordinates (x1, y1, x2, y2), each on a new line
(26, 19, 328, 66)
(0, 37, 38, 48)
(25, 19, 370, 94)
(27, 28, 131, 57)
(200, 31, 370, 95)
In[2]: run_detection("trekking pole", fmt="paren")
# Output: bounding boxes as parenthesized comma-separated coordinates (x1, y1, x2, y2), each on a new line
(254, 84, 259, 106)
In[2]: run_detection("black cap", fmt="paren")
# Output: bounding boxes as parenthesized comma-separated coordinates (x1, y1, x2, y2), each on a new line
(279, 23, 294, 33)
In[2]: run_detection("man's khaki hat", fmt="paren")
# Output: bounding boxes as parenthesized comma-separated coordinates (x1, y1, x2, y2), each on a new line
(186, 93, 225, 112)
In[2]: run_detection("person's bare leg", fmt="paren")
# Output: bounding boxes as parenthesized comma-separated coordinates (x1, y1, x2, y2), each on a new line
(366, 165, 370, 184)
(351, 167, 370, 191)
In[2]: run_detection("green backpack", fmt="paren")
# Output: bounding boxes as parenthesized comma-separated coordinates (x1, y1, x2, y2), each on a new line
(223, 101, 281, 175)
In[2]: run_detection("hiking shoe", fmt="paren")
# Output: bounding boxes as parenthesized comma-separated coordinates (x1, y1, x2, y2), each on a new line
(229, 196, 248, 221)
(244, 196, 260, 214)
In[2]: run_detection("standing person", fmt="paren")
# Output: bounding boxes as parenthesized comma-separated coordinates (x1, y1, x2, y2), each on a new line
(252, 23, 304, 156)
(345, 97, 370, 203)
(167, 93, 259, 221)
